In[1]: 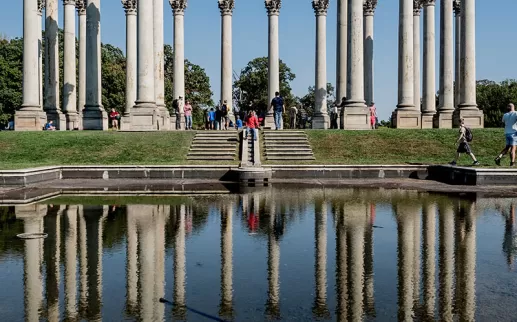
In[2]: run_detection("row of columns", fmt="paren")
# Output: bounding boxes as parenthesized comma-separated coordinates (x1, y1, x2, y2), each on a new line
(392, 0, 484, 128)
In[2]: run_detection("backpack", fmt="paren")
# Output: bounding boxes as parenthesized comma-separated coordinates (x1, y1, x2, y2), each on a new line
(465, 127, 473, 142)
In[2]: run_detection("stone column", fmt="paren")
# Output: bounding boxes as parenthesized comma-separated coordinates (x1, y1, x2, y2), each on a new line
(38, 1, 44, 110)
(63, 0, 79, 130)
(438, 203, 454, 321)
(434, 0, 454, 128)
(83, 0, 108, 130)
(264, 0, 281, 129)
(131, 0, 157, 130)
(312, 1, 330, 129)
(343, 0, 370, 130)
(363, 0, 377, 108)
(454, 0, 483, 127)
(170, 0, 187, 130)
(337, 0, 347, 129)
(422, 203, 436, 319)
(121, 0, 137, 131)
(413, 1, 422, 111)
(45, 0, 65, 129)
(454, 0, 461, 109)
(76, 0, 86, 129)
(392, 0, 421, 128)
(64, 206, 78, 320)
(421, 0, 436, 128)
(219, 204, 234, 319)
(154, 0, 169, 130)
(219, 0, 235, 123)
(15, 0, 47, 130)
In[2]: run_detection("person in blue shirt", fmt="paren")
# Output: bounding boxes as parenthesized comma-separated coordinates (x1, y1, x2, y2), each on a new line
(270, 91, 285, 130)
(44, 120, 56, 131)
(208, 108, 216, 130)
(235, 115, 243, 130)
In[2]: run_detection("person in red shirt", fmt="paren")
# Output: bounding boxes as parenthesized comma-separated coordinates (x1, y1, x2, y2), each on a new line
(109, 108, 120, 130)
(246, 110, 259, 141)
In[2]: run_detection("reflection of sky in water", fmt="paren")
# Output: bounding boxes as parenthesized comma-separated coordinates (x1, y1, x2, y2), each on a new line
(0, 189, 516, 321)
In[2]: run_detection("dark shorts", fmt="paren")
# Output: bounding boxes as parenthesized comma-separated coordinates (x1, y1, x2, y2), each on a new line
(457, 142, 472, 154)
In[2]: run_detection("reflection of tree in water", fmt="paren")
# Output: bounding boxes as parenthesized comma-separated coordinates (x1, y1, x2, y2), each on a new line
(501, 203, 517, 270)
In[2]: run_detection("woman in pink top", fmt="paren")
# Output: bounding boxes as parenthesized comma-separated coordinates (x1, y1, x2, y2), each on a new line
(184, 101, 193, 130)
(369, 103, 377, 130)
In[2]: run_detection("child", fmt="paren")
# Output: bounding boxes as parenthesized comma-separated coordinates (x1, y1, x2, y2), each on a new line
(450, 118, 480, 166)
(235, 115, 243, 130)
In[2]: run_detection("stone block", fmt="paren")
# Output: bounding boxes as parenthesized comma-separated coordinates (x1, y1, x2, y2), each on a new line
(421, 113, 435, 129)
(453, 108, 484, 128)
(46, 110, 67, 130)
(64, 112, 80, 130)
(131, 105, 158, 131)
(312, 114, 330, 129)
(14, 109, 47, 131)
(82, 108, 108, 130)
(392, 109, 421, 129)
(342, 107, 370, 130)
(157, 107, 170, 131)
(433, 111, 453, 128)
(120, 115, 131, 131)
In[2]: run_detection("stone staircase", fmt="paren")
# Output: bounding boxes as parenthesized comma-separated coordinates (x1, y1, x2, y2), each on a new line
(262, 130, 315, 161)
(187, 131, 239, 161)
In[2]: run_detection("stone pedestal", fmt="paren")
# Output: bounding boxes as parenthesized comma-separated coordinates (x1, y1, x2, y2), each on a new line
(392, 110, 422, 129)
(434, 112, 453, 129)
(453, 109, 484, 128)
(131, 106, 158, 131)
(343, 107, 370, 130)
(15, 110, 48, 131)
(82, 109, 108, 130)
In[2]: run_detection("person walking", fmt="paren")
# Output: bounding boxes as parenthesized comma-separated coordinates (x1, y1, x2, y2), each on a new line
(369, 103, 377, 130)
(495, 103, 517, 166)
(184, 100, 193, 130)
(270, 91, 285, 130)
(450, 118, 480, 166)
(289, 105, 297, 129)
(330, 103, 338, 129)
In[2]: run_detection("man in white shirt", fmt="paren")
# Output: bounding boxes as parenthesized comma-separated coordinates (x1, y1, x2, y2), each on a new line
(495, 103, 517, 166)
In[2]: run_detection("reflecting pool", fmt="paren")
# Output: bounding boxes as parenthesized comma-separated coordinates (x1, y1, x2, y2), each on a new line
(0, 187, 517, 321)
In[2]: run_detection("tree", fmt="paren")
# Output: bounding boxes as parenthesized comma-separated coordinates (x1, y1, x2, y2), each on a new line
(477, 79, 517, 127)
(298, 83, 335, 118)
(233, 57, 296, 116)
(0, 36, 23, 124)
(101, 44, 126, 113)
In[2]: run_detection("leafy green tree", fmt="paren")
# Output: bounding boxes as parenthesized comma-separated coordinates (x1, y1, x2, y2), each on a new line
(477, 79, 517, 127)
(233, 57, 296, 117)
(101, 44, 126, 113)
(0, 36, 23, 124)
(298, 83, 335, 118)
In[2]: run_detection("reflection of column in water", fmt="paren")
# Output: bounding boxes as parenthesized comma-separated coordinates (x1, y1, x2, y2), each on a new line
(438, 203, 454, 321)
(173, 204, 187, 319)
(412, 208, 421, 310)
(125, 205, 138, 314)
(64, 205, 78, 320)
(17, 205, 46, 322)
(219, 203, 234, 318)
(453, 201, 465, 315)
(422, 203, 436, 319)
(137, 206, 156, 322)
(335, 208, 348, 322)
(347, 204, 365, 322)
(45, 206, 63, 322)
(154, 205, 166, 322)
(459, 203, 476, 322)
(313, 200, 330, 319)
(78, 205, 88, 317)
(364, 204, 376, 317)
(396, 204, 415, 322)
(266, 196, 281, 319)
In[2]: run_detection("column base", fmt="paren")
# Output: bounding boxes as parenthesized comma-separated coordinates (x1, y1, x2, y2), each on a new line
(176, 113, 185, 130)
(120, 115, 131, 131)
(453, 108, 484, 128)
(131, 103, 158, 131)
(342, 107, 370, 130)
(14, 108, 47, 131)
(157, 106, 171, 131)
(391, 109, 422, 129)
(170, 114, 177, 131)
(433, 111, 453, 128)
(264, 113, 274, 130)
(64, 112, 80, 130)
(312, 114, 329, 129)
(82, 107, 108, 130)
(421, 112, 436, 129)
(46, 110, 66, 130)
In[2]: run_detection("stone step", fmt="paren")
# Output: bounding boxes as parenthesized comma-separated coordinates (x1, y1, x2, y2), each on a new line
(263, 136, 308, 140)
(265, 152, 314, 156)
(265, 144, 311, 148)
(193, 137, 238, 141)
(187, 156, 236, 161)
(266, 156, 315, 161)
(191, 144, 236, 148)
(190, 147, 236, 152)
(194, 134, 238, 138)
(265, 148, 313, 152)
(262, 130, 306, 134)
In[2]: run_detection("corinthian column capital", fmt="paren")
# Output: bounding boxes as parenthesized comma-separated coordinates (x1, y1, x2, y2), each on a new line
(121, 0, 137, 15)
(265, 0, 281, 16)
(63, 0, 75, 5)
(38, 0, 45, 15)
(169, 0, 188, 15)
(218, 0, 234, 15)
(413, 0, 423, 16)
(453, 0, 461, 16)
(75, 0, 86, 15)
(312, 0, 329, 16)
(364, 0, 378, 16)
(421, 0, 436, 6)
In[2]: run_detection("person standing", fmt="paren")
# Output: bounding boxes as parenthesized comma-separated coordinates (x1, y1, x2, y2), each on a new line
(298, 106, 308, 129)
(246, 110, 259, 141)
(450, 118, 480, 166)
(215, 105, 222, 130)
(369, 103, 377, 130)
(184, 100, 193, 130)
(109, 108, 120, 130)
(330, 103, 338, 129)
(289, 105, 298, 129)
(495, 103, 517, 166)
(235, 115, 243, 130)
(221, 100, 229, 130)
(270, 91, 285, 130)
(208, 108, 216, 130)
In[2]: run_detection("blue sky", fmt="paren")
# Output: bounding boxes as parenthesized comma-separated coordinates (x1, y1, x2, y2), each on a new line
(1, 0, 516, 121)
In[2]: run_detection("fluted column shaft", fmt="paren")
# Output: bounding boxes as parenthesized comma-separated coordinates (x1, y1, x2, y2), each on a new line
(45, 0, 60, 113)
(220, 1, 234, 122)
(63, 0, 78, 130)
(38, 4, 43, 110)
(397, 0, 415, 110)
(265, 1, 280, 129)
(314, 201, 328, 316)
(364, 2, 376, 107)
(458, 0, 476, 110)
(154, 0, 165, 109)
(77, 3, 86, 116)
(124, 6, 137, 117)
(312, 2, 329, 129)
(22, 0, 40, 111)
(438, 0, 454, 114)
(336, 0, 347, 105)
(413, 5, 421, 110)
(421, 0, 436, 127)
(454, 2, 461, 109)
(172, 3, 186, 130)
(136, 0, 156, 106)
(346, 0, 366, 109)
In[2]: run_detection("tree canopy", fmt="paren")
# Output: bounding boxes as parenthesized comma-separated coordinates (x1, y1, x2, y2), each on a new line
(477, 79, 517, 127)
(298, 83, 335, 118)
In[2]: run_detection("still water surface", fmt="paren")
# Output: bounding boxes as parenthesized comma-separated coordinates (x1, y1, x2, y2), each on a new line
(0, 188, 516, 321)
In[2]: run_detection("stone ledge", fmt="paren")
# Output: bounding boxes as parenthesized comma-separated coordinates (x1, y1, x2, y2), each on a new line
(428, 165, 517, 185)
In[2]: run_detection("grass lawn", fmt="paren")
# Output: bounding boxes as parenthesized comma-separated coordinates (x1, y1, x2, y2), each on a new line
(303, 128, 504, 166)
(0, 128, 509, 169)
